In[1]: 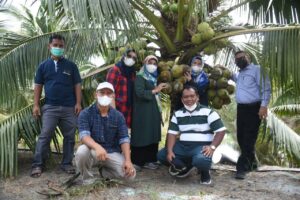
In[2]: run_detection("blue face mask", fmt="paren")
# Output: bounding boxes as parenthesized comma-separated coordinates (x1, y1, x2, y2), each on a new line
(50, 47, 64, 57)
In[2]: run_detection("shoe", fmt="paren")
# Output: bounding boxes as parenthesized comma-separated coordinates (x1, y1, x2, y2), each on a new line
(176, 166, 196, 178)
(143, 162, 159, 170)
(200, 170, 212, 185)
(168, 158, 187, 176)
(60, 165, 76, 174)
(235, 171, 246, 179)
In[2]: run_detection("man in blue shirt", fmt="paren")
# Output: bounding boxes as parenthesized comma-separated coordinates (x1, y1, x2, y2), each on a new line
(232, 51, 271, 179)
(75, 82, 135, 183)
(31, 34, 82, 178)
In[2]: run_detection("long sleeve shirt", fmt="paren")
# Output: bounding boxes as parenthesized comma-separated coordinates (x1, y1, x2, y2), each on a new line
(232, 63, 271, 107)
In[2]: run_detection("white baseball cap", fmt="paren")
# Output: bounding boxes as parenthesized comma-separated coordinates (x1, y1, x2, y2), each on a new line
(96, 82, 114, 92)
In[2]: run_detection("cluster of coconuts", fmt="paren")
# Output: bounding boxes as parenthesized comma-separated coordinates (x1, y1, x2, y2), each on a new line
(204, 64, 235, 109)
(161, 2, 188, 15)
(157, 59, 235, 110)
(191, 22, 229, 56)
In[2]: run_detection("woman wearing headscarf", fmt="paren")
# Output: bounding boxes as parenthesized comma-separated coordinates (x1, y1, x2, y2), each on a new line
(185, 55, 209, 105)
(131, 55, 167, 170)
(106, 49, 137, 128)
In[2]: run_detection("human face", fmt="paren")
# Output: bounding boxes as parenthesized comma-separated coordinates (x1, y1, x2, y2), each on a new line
(147, 59, 157, 65)
(96, 88, 114, 98)
(235, 52, 249, 69)
(181, 88, 199, 106)
(127, 51, 137, 61)
(192, 58, 202, 66)
(48, 39, 65, 58)
(48, 39, 64, 49)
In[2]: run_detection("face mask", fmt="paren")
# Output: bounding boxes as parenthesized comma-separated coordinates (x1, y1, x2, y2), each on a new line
(124, 57, 135, 67)
(146, 64, 157, 74)
(191, 65, 203, 74)
(50, 47, 64, 57)
(184, 103, 197, 111)
(97, 96, 112, 106)
(235, 57, 248, 69)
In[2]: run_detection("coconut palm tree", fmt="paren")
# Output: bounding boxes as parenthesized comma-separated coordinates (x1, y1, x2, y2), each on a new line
(1, 0, 300, 177)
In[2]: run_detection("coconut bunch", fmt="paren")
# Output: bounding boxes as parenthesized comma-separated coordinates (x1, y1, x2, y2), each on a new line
(161, 2, 188, 15)
(205, 64, 235, 109)
(157, 59, 190, 96)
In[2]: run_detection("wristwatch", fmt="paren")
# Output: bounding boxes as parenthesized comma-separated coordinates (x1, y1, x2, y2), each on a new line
(210, 145, 216, 150)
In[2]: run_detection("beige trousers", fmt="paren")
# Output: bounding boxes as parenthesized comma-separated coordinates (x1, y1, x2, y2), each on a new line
(75, 144, 136, 180)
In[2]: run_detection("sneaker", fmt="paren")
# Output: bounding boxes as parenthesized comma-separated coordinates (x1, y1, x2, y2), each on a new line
(200, 170, 212, 185)
(143, 162, 159, 170)
(235, 171, 246, 179)
(168, 158, 187, 176)
(176, 166, 196, 178)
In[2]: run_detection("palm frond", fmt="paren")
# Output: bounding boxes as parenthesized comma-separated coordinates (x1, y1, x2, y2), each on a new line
(271, 104, 300, 116)
(266, 109, 300, 162)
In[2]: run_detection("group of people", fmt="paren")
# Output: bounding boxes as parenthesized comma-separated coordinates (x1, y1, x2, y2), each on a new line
(30, 34, 271, 185)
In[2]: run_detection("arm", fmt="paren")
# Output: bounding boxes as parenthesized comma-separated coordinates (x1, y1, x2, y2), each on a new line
(166, 114, 180, 162)
(74, 83, 82, 115)
(78, 110, 107, 161)
(33, 84, 43, 117)
(134, 75, 153, 100)
(256, 67, 271, 119)
(202, 131, 225, 157)
(120, 142, 135, 177)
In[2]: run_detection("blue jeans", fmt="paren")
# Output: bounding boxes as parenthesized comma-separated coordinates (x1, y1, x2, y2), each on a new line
(32, 105, 77, 169)
(157, 141, 212, 171)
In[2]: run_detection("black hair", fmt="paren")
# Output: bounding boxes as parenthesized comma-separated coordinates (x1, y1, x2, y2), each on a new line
(182, 85, 199, 96)
(49, 34, 65, 44)
(234, 50, 246, 56)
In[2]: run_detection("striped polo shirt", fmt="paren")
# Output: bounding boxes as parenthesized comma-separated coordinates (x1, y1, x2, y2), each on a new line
(168, 104, 226, 142)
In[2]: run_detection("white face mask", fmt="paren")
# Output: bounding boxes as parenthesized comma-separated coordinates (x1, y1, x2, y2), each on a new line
(184, 103, 197, 111)
(124, 57, 135, 67)
(191, 65, 203, 73)
(97, 96, 112, 106)
(146, 64, 157, 73)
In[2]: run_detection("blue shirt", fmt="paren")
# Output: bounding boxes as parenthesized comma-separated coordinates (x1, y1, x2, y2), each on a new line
(78, 103, 130, 153)
(34, 57, 81, 107)
(232, 63, 271, 107)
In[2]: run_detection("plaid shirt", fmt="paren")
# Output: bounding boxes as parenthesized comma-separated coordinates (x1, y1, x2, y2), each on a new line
(106, 65, 135, 128)
(78, 103, 130, 153)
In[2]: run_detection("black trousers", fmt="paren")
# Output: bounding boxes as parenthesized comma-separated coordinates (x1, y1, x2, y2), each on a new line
(131, 143, 159, 166)
(236, 102, 261, 172)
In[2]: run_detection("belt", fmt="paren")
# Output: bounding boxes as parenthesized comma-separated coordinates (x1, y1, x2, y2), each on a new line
(238, 101, 261, 107)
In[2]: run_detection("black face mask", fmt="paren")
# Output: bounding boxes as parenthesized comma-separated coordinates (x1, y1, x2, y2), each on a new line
(235, 57, 248, 69)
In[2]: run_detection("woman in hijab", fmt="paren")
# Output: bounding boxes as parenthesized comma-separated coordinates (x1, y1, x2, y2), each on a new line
(131, 55, 167, 170)
(106, 48, 137, 128)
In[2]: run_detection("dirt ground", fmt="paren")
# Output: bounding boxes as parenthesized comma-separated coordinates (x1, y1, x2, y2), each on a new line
(0, 151, 300, 200)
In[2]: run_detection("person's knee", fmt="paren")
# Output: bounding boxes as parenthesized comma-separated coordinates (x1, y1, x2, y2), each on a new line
(157, 148, 168, 165)
(192, 154, 212, 171)
(75, 145, 90, 162)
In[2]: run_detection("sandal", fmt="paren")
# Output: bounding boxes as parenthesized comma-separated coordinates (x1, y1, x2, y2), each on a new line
(61, 165, 76, 174)
(31, 166, 42, 178)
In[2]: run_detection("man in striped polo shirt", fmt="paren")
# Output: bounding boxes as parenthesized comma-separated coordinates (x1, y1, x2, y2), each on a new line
(157, 85, 226, 184)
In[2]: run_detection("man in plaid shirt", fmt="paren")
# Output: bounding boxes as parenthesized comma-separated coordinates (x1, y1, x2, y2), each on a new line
(106, 49, 137, 128)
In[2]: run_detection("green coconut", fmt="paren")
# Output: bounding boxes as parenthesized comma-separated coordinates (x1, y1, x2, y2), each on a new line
(191, 33, 202, 45)
(208, 89, 217, 100)
(166, 60, 175, 68)
(222, 68, 232, 79)
(216, 77, 228, 88)
(158, 61, 166, 68)
(197, 22, 210, 33)
(172, 81, 184, 94)
(161, 83, 172, 94)
(158, 71, 172, 83)
(208, 79, 216, 89)
(212, 96, 223, 109)
(210, 67, 223, 80)
(170, 3, 178, 13)
(217, 89, 229, 98)
(158, 64, 170, 73)
(226, 84, 235, 94)
(201, 28, 215, 41)
(171, 64, 184, 78)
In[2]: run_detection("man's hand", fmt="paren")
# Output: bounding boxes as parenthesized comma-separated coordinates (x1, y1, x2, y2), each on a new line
(122, 160, 135, 178)
(258, 106, 268, 120)
(74, 103, 82, 115)
(32, 105, 41, 119)
(94, 146, 108, 161)
(167, 151, 175, 163)
(202, 146, 214, 157)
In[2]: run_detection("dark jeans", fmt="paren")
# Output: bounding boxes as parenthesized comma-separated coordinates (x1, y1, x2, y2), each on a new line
(236, 102, 261, 172)
(32, 105, 77, 169)
(157, 141, 212, 171)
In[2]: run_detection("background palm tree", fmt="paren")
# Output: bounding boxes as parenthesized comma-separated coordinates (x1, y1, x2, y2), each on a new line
(0, 0, 300, 177)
